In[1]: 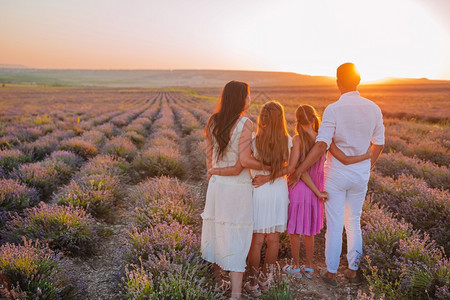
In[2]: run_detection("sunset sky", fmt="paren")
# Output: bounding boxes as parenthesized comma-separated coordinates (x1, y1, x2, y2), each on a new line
(1, 0, 450, 81)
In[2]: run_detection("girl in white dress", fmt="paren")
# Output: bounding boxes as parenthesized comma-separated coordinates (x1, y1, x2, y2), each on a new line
(246, 101, 291, 296)
(202, 81, 263, 300)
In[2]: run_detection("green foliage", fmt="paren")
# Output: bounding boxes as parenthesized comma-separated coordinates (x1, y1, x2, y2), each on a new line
(261, 276, 292, 300)
(31, 114, 53, 125)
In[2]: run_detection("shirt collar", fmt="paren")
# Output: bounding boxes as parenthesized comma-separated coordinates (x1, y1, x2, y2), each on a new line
(339, 91, 360, 99)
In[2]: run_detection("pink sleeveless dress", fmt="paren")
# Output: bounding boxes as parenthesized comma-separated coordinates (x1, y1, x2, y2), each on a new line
(287, 154, 324, 235)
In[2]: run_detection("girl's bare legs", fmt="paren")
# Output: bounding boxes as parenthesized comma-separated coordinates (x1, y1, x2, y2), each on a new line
(230, 271, 243, 299)
(263, 233, 280, 273)
(304, 235, 314, 269)
(289, 233, 301, 268)
(247, 233, 265, 285)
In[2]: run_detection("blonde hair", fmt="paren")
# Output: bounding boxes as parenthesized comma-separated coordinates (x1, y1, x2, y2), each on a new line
(255, 101, 289, 182)
(295, 104, 321, 165)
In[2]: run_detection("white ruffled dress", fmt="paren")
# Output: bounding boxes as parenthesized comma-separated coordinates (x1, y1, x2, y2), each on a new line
(251, 135, 291, 233)
(201, 116, 253, 272)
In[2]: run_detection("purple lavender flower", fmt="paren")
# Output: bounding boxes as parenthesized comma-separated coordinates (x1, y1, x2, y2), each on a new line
(2, 202, 101, 255)
(0, 238, 84, 298)
(0, 178, 40, 210)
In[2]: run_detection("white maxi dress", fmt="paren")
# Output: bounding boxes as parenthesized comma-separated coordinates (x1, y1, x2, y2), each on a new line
(201, 116, 253, 272)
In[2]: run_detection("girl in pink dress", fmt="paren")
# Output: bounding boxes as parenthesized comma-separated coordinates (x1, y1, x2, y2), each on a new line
(283, 105, 371, 279)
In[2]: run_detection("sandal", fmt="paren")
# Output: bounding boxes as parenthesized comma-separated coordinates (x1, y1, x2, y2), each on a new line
(244, 281, 261, 297)
(215, 279, 231, 293)
(344, 269, 362, 286)
(301, 265, 314, 279)
(282, 265, 302, 278)
(320, 268, 338, 287)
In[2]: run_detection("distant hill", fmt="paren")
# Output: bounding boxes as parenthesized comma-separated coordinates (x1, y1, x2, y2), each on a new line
(0, 64, 30, 69)
(376, 77, 450, 85)
(0, 69, 335, 87)
(0, 68, 447, 88)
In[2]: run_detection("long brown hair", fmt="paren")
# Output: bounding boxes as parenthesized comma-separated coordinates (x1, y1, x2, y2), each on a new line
(295, 105, 321, 165)
(205, 81, 249, 161)
(255, 101, 289, 182)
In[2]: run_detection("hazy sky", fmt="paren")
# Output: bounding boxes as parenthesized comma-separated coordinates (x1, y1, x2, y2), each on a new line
(1, 0, 449, 81)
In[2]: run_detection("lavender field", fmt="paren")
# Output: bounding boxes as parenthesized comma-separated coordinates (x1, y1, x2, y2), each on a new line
(0, 84, 448, 299)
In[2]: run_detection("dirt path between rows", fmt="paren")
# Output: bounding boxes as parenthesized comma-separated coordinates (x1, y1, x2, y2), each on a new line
(70, 186, 134, 300)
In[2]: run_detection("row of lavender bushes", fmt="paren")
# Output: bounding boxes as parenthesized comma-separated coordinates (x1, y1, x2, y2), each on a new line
(0, 238, 85, 299)
(119, 176, 219, 299)
(100, 98, 158, 163)
(167, 94, 201, 136)
(375, 152, 449, 190)
(383, 119, 449, 167)
(359, 196, 449, 299)
(132, 95, 185, 179)
(167, 94, 207, 181)
(369, 173, 450, 255)
(0, 150, 85, 230)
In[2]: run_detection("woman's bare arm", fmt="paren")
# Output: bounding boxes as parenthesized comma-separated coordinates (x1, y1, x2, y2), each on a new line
(329, 141, 371, 165)
(207, 159, 243, 176)
(205, 131, 214, 180)
(206, 131, 213, 170)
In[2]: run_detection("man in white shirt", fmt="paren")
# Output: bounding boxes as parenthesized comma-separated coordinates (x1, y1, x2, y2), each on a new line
(288, 63, 385, 286)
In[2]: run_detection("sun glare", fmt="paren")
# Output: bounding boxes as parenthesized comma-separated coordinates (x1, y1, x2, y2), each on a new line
(227, 0, 448, 82)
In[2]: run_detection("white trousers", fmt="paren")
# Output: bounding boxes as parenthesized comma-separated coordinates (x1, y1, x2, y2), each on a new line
(324, 171, 368, 273)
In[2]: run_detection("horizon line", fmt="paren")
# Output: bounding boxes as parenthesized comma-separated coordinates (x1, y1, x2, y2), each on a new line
(1, 64, 450, 82)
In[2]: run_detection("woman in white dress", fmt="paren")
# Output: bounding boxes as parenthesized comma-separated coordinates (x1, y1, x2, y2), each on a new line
(201, 80, 263, 300)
